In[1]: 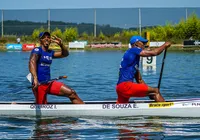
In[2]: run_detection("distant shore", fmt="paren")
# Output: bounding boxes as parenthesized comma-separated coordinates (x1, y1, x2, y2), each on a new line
(0, 44, 200, 52)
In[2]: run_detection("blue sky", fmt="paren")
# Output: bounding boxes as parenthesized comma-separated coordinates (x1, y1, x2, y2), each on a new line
(0, 0, 200, 9)
(0, 0, 200, 28)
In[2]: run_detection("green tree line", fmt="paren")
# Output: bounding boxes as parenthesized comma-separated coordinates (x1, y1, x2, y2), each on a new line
(1, 13, 200, 44)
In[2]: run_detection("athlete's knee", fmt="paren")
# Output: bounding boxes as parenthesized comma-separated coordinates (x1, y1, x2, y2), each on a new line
(67, 89, 78, 99)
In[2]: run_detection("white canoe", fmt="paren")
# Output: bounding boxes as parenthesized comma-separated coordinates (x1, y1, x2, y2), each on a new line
(1, 99, 200, 118)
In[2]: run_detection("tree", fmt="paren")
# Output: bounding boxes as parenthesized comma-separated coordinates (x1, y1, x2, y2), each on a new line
(184, 13, 200, 39)
(174, 19, 186, 40)
(81, 32, 89, 40)
(99, 31, 105, 40)
(63, 27, 78, 42)
(32, 27, 45, 40)
(51, 28, 63, 39)
(163, 22, 175, 40)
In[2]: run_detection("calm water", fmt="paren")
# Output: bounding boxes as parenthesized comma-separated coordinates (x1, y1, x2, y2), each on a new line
(0, 50, 200, 139)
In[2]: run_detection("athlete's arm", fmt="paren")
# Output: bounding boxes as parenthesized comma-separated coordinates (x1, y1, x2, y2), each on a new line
(51, 36, 69, 58)
(135, 70, 146, 84)
(139, 42, 171, 57)
(29, 53, 39, 89)
(53, 43, 69, 58)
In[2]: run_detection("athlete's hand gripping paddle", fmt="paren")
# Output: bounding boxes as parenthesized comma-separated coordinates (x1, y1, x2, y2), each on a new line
(27, 75, 67, 89)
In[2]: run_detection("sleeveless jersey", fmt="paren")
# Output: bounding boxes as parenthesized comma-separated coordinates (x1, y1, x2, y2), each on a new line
(31, 47, 55, 83)
(117, 47, 142, 84)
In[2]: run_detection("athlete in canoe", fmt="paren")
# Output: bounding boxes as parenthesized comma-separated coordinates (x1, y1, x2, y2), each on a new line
(116, 36, 171, 103)
(29, 31, 84, 104)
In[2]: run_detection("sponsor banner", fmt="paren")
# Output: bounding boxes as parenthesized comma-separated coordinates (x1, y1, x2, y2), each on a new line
(182, 102, 200, 107)
(150, 42, 165, 47)
(22, 44, 36, 51)
(191, 102, 200, 106)
(183, 40, 200, 47)
(149, 102, 174, 108)
(69, 41, 85, 49)
(6, 44, 22, 51)
(90, 42, 122, 48)
(77, 40, 87, 46)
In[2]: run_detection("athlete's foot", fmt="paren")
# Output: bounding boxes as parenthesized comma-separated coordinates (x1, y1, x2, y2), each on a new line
(11, 102, 17, 104)
(149, 93, 155, 100)
(71, 99, 85, 104)
(154, 89, 165, 102)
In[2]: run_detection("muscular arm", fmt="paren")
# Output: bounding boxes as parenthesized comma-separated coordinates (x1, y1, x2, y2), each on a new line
(53, 44, 69, 58)
(135, 70, 146, 84)
(29, 54, 39, 82)
(140, 42, 171, 57)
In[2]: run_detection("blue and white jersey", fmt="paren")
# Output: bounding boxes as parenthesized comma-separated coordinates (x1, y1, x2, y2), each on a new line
(31, 47, 55, 83)
(117, 47, 142, 84)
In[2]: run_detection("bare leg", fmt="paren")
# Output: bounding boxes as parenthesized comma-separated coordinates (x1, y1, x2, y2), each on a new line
(147, 86, 165, 102)
(59, 85, 84, 104)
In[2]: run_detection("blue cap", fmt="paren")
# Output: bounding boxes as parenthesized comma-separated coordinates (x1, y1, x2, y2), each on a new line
(130, 36, 148, 45)
(39, 32, 50, 39)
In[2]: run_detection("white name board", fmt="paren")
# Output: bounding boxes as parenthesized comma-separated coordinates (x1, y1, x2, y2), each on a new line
(142, 56, 156, 67)
(69, 42, 85, 49)
(142, 56, 156, 74)
(150, 42, 165, 47)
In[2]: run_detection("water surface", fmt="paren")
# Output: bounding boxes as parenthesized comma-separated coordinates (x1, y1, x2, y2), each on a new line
(0, 50, 200, 139)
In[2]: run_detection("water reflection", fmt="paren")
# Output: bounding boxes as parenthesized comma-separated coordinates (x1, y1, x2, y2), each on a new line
(1, 116, 200, 139)
(117, 117, 165, 140)
(31, 117, 78, 139)
(29, 117, 167, 139)
(142, 66, 157, 76)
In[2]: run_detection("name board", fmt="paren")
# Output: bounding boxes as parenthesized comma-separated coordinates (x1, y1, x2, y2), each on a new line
(30, 104, 57, 109)
(102, 103, 137, 109)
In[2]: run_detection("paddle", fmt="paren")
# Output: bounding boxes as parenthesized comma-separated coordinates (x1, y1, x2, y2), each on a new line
(157, 49, 167, 89)
(27, 75, 67, 89)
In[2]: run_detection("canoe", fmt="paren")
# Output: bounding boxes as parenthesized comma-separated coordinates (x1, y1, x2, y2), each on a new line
(1, 99, 200, 118)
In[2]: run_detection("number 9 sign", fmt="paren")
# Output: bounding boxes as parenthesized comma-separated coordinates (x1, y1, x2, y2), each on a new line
(142, 56, 156, 66)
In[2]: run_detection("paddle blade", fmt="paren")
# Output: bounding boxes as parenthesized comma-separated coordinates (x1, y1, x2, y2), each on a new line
(62, 76, 67, 78)
(58, 75, 68, 79)
(26, 73, 32, 83)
